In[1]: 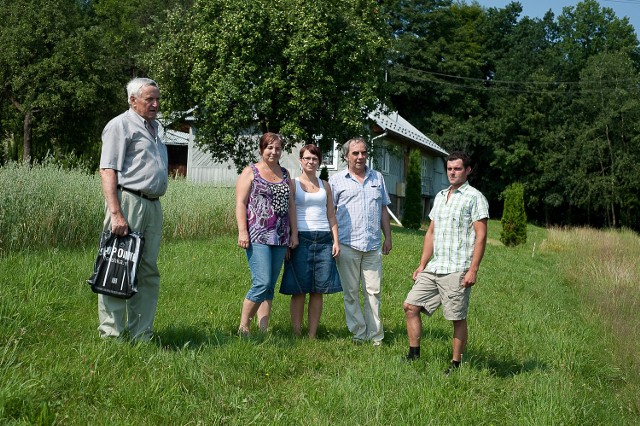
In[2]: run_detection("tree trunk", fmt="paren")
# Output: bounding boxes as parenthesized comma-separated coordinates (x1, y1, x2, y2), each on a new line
(605, 125, 616, 228)
(23, 110, 32, 165)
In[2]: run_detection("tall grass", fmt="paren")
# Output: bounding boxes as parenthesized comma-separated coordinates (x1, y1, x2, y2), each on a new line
(0, 162, 236, 255)
(545, 227, 640, 406)
(161, 181, 235, 241)
(0, 162, 103, 254)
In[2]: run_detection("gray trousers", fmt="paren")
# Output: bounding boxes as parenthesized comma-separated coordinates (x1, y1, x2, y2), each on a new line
(336, 244, 384, 342)
(98, 190, 163, 341)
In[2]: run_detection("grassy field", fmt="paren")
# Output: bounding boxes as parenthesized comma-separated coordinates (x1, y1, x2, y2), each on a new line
(1, 163, 639, 424)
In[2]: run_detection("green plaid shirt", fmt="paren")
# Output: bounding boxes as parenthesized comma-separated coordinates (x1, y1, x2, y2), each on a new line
(426, 181, 489, 274)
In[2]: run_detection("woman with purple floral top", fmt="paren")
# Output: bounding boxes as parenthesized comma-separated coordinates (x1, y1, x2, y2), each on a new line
(235, 133, 298, 335)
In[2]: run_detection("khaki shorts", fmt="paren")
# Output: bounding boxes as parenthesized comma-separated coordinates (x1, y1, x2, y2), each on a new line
(404, 271, 470, 321)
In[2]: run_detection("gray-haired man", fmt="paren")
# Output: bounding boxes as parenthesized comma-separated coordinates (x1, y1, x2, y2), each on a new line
(97, 77, 168, 342)
(329, 137, 392, 346)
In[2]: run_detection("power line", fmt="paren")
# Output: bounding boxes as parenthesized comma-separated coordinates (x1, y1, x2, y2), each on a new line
(394, 65, 639, 86)
(392, 64, 640, 93)
(603, 0, 640, 5)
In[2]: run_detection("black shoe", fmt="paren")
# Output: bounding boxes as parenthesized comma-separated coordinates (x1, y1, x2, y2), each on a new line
(444, 361, 460, 376)
(404, 353, 420, 362)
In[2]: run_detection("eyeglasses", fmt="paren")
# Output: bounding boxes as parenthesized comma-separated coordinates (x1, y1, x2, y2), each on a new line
(301, 157, 319, 163)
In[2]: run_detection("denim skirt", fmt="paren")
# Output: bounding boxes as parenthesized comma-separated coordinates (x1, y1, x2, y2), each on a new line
(280, 231, 342, 295)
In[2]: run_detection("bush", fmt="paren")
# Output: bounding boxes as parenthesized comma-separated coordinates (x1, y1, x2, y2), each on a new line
(402, 149, 423, 229)
(319, 165, 329, 182)
(500, 182, 527, 246)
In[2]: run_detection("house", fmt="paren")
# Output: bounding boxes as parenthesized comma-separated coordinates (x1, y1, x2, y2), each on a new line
(160, 109, 449, 222)
(366, 109, 449, 220)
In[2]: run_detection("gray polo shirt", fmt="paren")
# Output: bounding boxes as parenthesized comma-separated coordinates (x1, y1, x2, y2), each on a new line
(100, 108, 169, 198)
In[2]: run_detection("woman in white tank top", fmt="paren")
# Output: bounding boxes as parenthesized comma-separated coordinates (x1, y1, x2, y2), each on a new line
(280, 144, 342, 338)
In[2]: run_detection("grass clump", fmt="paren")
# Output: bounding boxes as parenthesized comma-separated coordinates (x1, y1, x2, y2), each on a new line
(162, 180, 235, 241)
(545, 227, 640, 413)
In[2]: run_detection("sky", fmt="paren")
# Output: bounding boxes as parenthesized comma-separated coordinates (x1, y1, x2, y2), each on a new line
(474, 0, 640, 33)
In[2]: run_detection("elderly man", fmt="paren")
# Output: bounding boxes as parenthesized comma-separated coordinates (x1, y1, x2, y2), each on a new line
(329, 137, 392, 346)
(97, 77, 168, 342)
(403, 151, 489, 374)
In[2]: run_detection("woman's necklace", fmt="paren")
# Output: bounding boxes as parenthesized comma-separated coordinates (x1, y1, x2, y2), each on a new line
(301, 175, 320, 190)
(261, 164, 281, 181)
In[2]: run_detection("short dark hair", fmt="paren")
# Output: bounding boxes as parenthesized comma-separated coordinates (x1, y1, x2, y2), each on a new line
(299, 144, 322, 159)
(259, 132, 284, 154)
(446, 151, 471, 169)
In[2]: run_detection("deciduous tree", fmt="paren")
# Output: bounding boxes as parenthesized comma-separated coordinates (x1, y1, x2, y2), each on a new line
(145, 0, 389, 170)
(0, 0, 116, 164)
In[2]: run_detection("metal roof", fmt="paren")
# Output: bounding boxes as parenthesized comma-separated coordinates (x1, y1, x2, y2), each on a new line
(157, 108, 447, 155)
(161, 128, 189, 146)
(157, 114, 190, 146)
(368, 109, 448, 156)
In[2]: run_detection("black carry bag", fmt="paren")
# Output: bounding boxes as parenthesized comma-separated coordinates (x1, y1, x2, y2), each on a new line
(87, 230, 145, 299)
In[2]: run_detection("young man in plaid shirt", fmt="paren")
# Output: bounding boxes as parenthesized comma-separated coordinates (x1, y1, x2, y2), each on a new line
(403, 151, 489, 374)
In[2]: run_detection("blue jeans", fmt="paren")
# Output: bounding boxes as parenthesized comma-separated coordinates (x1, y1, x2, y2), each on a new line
(245, 243, 287, 302)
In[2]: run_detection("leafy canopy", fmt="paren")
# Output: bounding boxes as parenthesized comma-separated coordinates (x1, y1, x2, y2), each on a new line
(144, 0, 389, 170)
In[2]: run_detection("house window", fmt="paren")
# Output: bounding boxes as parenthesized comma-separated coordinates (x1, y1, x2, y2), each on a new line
(421, 157, 432, 195)
(381, 149, 390, 174)
(322, 141, 339, 170)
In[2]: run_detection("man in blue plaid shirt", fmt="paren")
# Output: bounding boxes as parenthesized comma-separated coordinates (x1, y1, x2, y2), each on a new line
(403, 151, 489, 374)
(329, 137, 392, 346)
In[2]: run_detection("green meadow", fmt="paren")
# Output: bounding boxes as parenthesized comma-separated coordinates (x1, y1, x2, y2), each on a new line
(1, 163, 638, 425)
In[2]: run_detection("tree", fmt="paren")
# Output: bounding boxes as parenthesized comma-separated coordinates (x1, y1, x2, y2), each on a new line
(566, 51, 640, 228)
(554, 0, 639, 82)
(403, 149, 423, 229)
(383, 0, 505, 217)
(0, 0, 119, 164)
(0, 0, 192, 167)
(478, 12, 559, 211)
(473, 1, 640, 228)
(532, 2, 640, 229)
(500, 183, 527, 246)
(88, 0, 193, 79)
(384, 0, 492, 142)
(145, 0, 389, 171)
